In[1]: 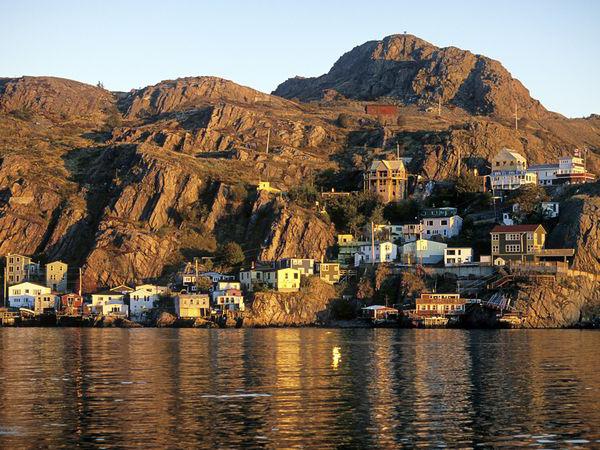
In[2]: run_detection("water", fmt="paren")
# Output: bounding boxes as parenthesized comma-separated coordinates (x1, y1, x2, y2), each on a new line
(0, 328, 599, 448)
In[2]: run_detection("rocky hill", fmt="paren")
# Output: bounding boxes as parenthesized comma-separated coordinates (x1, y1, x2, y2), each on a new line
(274, 34, 550, 119)
(0, 35, 599, 290)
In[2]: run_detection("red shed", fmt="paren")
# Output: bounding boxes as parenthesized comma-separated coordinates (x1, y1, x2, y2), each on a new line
(365, 104, 399, 116)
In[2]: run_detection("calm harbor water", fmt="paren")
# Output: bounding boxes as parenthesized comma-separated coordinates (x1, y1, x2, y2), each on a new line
(0, 329, 599, 448)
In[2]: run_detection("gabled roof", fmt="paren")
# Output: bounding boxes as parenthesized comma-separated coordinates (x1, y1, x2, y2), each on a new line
(491, 224, 545, 233)
(528, 164, 559, 170)
(494, 148, 526, 162)
(369, 159, 406, 172)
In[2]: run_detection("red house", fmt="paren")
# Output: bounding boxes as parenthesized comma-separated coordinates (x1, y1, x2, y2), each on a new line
(60, 293, 89, 316)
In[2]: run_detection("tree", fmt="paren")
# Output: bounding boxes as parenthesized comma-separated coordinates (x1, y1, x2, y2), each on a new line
(196, 276, 213, 292)
(509, 185, 550, 221)
(456, 172, 482, 195)
(219, 242, 245, 266)
(374, 264, 390, 291)
(356, 276, 374, 302)
(288, 183, 318, 207)
(97, 81, 105, 89)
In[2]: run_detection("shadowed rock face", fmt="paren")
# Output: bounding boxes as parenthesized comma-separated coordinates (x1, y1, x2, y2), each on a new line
(274, 34, 549, 119)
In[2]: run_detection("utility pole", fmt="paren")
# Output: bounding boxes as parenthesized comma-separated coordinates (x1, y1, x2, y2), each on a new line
(3, 266, 7, 308)
(396, 143, 400, 160)
(265, 128, 270, 155)
(457, 145, 461, 177)
(195, 258, 199, 293)
(371, 221, 375, 265)
(78, 267, 82, 297)
(514, 103, 519, 131)
(438, 96, 442, 116)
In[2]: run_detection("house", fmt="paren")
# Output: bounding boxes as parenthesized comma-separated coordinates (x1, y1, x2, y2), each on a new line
(555, 151, 596, 184)
(175, 293, 210, 318)
(214, 289, 245, 312)
(490, 148, 537, 190)
(46, 261, 68, 293)
(101, 301, 129, 318)
(91, 292, 125, 314)
(400, 239, 447, 265)
(5, 254, 40, 286)
(263, 268, 301, 292)
(527, 163, 559, 186)
(60, 293, 86, 316)
(416, 293, 466, 316)
(354, 241, 398, 266)
(361, 305, 399, 321)
(401, 223, 423, 243)
(337, 239, 370, 268)
(239, 266, 271, 292)
(337, 234, 354, 245)
(421, 212, 463, 240)
(212, 281, 242, 302)
(315, 262, 340, 284)
(256, 181, 281, 193)
(444, 248, 474, 266)
(129, 285, 167, 319)
(541, 202, 559, 219)
(8, 282, 50, 309)
(34, 294, 60, 314)
(372, 224, 403, 242)
(490, 224, 546, 264)
(277, 258, 314, 276)
(363, 160, 408, 203)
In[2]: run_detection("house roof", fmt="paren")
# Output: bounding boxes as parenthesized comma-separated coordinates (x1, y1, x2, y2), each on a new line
(362, 305, 399, 311)
(369, 159, 406, 172)
(92, 291, 124, 296)
(495, 148, 526, 162)
(528, 164, 559, 170)
(491, 224, 545, 233)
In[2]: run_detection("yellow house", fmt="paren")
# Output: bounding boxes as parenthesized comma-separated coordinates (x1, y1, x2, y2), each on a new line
(264, 268, 301, 292)
(257, 181, 281, 193)
(337, 234, 354, 245)
(176, 293, 210, 318)
(46, 261, 68, 293)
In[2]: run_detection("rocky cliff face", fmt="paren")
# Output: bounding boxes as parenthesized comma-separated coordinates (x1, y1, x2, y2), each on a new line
(274, 34, 550, 119)
(243, 277, 337, 327)
(513, 277, 600, 328)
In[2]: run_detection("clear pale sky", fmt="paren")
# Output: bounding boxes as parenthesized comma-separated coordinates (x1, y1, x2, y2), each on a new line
(1, 0, 598, 117)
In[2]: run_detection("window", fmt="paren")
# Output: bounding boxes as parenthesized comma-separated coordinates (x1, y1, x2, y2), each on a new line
(506, 244, 521, 253)
(441, 220, 448, 226)
(492, 234, 499, 242)
(492, 245, 499, 253)
(506, 233, 521, 241)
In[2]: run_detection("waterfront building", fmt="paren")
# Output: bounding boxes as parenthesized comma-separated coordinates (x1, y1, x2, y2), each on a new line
(101, 301, 129, 318)
(214, 289, 245, 312)
(363, 159, 407, 203)
(91, 292, 125, 314)
(5, 254, 40, 286)
(527, 163, 558, 186)
(490, 148, 537, 190)
(354, 241, 398, 266)
(401, 223, 423, 243)
(45, 261, 68, 293)
(8, 282, 50, 309)
(34, 293, 60, 314)
(215, 281, 241, 291)
(555, 152, 596, 184)
(315, 262, 341, 284)
(337, 238, 370, 268)
(361, 305, 399, 321)
(60, 293, 86, 316)
(444, 248, 474, 266)
(400, 239, 447, 265)
(416, 293, 466, 317)
(541, 202, 559, 219)
(129, 285, 167, 319)
(490, 224, 546, 264)
(175, 293, 210, 318)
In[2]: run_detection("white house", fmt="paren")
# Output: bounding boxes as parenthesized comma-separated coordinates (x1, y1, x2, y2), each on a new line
(101, 301, 129, 318)
(421, 215, 463, 239)
(8, 282, 51, 309)
(214, 289, 245, 312)
(400, 239, 448, 265)
(91, 292, 125, 314)
(527, 163, 558, 186)
(129, 285, 167, 319)
(354, 241, 398, 266)
(212, 281, 242, 302)
(444, 248, 474, 266)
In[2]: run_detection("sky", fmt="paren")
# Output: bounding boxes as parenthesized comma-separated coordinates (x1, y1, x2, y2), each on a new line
(1, 0, 598, 118)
